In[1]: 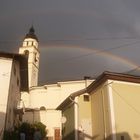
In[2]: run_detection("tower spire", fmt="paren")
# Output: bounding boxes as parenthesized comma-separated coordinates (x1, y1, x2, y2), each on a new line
(24, 26, 38, 42)
(29, 25, 35, 34)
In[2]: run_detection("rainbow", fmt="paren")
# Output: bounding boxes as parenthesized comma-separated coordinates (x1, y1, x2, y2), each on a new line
(41, 44, 140, 71)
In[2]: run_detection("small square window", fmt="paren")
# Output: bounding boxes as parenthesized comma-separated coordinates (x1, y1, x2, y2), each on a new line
(83, 95, 90, 102)
(121, 136, 124, 140)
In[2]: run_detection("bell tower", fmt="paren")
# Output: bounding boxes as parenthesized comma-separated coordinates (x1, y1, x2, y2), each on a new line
(19, 26, 40, 87)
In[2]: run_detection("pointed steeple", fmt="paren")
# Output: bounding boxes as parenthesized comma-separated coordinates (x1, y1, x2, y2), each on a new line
(24, 26, 38, 42)
(29, 26, 35, 34)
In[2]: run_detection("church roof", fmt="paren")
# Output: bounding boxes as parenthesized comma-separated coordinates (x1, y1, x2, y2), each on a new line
(24, 26, 38, 42)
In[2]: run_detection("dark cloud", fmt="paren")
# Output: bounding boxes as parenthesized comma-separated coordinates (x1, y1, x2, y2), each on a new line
(1, 0, 140, 84)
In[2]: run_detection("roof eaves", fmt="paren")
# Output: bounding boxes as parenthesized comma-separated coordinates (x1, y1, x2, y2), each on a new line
(56, 88, 86, 110)
(87, 71, 140, 93)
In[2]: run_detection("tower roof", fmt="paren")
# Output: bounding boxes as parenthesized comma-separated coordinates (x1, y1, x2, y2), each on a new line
(24, 26, 38, 42)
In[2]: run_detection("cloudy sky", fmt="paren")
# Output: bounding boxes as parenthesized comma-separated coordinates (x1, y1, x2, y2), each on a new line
(1, 0, 140, 85)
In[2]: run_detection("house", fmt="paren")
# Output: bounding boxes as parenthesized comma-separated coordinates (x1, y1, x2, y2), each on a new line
(88, 71, 140, 140)
(57, 88, 92, 140)
(57, 71, 140, 140)
(0, 52, 28, 139)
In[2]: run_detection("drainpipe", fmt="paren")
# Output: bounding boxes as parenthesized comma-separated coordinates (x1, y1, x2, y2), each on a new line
(101, 89, 107, 139)
(69, 96, 79, 140)
(106, 81, 116, 140)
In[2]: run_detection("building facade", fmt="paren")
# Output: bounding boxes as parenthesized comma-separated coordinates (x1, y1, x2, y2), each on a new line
(57, 72, 140, 140)
(88, 72, 140, 140)
(57, 89, 92, 140)
(0, 52, 28, 139)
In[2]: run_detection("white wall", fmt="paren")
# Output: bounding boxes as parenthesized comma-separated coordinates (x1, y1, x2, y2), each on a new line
(0, 57, 21, 136)
(19, 38, 39, 87)
(5, 60, 21, 130)
(21, 80, 93, 139)
(0, 58, 12, 133)
(23, 110, 61, 138)
(21, 76, 93, 140)
(40, 110, 61, 137)
(24, 80, 93, 109)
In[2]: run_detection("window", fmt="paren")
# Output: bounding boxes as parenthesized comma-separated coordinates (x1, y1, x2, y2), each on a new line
(121, 136, 124, 140)
(24, 50, 29, 56)
(40, 106, 46, 111)
(83, 95, 90, 102)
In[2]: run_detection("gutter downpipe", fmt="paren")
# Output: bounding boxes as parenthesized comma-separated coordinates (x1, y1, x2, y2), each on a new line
(101, 89, 107, 139)
(69, 96, 79, 140)
(107, 80, 116, 140)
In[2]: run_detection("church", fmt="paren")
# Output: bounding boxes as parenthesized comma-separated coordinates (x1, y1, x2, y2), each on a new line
(17, 27, 140, 140)
(18, 26, 93, 140)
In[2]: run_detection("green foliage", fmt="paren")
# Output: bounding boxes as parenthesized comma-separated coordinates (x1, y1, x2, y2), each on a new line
(3, 121, 47, 140)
